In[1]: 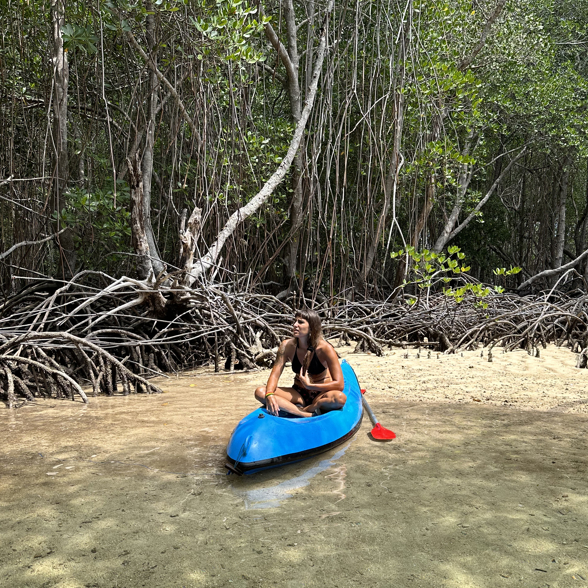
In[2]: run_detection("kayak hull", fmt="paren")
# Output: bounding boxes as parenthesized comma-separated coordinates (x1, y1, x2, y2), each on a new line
(225, 360, 363, 475)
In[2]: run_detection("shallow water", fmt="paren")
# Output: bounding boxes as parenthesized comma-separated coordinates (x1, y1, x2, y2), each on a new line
(2, 367, 588, 588)
(230, 444, 351, 510)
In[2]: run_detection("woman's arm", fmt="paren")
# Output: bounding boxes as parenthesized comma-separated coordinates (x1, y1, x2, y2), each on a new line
(265, 339, 292, 393)
(297, 343, 344, 392)
(263, 339, 293, 415)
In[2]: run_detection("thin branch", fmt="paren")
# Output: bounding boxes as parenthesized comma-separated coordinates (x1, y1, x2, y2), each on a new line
(125, 28, 202, 148)
(0, 229, 68, 262)
(444, 146, 527, 243)
(458, 0, 507, 71)
(517, 248, 588, 291)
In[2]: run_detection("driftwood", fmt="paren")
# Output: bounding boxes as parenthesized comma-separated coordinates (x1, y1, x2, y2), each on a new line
(2, 271, 588, 407)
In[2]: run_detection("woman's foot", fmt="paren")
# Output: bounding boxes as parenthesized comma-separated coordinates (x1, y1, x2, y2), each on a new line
(279, 404, 311, 418)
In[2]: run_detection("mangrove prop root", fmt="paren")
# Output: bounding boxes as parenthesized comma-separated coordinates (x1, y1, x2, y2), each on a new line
(2, 273, 588, 406)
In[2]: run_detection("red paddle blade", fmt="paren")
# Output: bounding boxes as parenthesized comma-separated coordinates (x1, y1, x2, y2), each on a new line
(371, 423, 396, 441)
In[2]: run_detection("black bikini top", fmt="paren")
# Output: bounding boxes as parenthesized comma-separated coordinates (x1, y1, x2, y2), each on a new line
(291, 340, 327, 375)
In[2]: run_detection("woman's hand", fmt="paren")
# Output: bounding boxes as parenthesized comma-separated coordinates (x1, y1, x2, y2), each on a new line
(265, 393, 280, 416)
(296, 368, 312, 390)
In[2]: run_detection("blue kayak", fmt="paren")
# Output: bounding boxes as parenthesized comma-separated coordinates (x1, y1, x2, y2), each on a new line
(225, 359, 364, 475)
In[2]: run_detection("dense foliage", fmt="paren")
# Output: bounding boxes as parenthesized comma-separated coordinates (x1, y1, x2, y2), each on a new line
(1, 0, 588, 297)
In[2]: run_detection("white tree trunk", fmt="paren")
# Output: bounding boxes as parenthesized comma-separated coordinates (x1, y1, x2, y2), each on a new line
(186, 0, 335, 285)
(51, 0, 68, 184)
(518, 245, 588, 291)
(432, 146, 527, 253)
(553, 164, 570, 270)
(51, 0, 76, 277)
(432, 132, 475, 252)
(140, 5, 165, 278)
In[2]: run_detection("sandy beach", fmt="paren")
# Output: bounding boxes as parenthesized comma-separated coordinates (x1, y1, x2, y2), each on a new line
(1, 344, 588, 587)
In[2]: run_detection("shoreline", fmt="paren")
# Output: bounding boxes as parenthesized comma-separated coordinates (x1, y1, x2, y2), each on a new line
(185, 343, 588, 415)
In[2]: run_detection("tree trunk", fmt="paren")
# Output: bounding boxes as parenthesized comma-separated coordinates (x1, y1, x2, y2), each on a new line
(285, 148, 306, 284)
(51, 0, 75, 278)
(392, 171, 435, 292)
(553, 160, 570, 270)
(140, 5, 165, 278)
(518, 244, 588, 292)
(413, 173, 436, 250)
(127, 153, 154, 281)
(264, 0, 306, 286)
(432, 132, 474, 252)
(51, 0, 68, 186)
(457, 0, 507, 72)
(432, 146, 527, 253)
(179, 207, 202, 285)
(575, 158, 588, 276)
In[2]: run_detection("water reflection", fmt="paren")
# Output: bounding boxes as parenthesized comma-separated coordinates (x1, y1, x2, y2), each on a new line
(230, 443, 350, 509)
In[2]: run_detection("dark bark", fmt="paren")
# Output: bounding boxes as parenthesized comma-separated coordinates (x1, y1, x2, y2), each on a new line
(127, 153, 154, 280)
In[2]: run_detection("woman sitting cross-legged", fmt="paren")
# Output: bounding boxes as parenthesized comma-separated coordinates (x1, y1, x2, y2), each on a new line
(254, 308, 346, 417)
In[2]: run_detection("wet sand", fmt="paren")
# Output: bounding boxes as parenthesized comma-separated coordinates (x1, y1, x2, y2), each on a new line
(1, 345, 588, 588)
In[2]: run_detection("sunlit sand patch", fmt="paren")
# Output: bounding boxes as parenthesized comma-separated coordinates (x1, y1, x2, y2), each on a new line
(14, 533, 50, 551)
(276, 548, 304, 563)
(187, 569, 209, 585)
(24, 557, 65, 579)
(230, 444, 350, 509)
(519, 537, 564, 553)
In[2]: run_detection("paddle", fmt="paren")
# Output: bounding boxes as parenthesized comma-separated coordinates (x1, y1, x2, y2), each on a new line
(361, 389, 396, 441)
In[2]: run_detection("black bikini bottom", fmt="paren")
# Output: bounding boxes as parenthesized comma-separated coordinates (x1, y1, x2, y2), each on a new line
(292, 382, 324, 406)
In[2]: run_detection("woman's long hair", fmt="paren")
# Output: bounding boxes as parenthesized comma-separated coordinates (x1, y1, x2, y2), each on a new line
(295, 308, 323, 373)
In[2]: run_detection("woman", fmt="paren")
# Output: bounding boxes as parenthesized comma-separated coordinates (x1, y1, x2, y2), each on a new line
(254, 308, 346, 417)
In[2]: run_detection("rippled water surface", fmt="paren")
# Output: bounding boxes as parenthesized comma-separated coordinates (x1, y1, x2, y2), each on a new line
(2, 368, 588, 588)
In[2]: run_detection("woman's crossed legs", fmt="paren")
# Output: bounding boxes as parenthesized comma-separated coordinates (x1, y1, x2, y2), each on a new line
(254, 386, 346, 417)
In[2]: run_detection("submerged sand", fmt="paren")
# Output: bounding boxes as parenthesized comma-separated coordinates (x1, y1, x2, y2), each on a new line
(1, 344, 588, 587)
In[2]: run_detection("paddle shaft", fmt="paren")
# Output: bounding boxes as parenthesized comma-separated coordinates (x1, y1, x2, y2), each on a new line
(361, 393, 396, 440)
(361, 394, 380, 426)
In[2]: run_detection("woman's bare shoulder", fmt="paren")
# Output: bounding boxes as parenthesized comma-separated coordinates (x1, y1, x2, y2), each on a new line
(272, 338, 296, 368)
(315, 339, 337, 358)
(279, 338, 297, 356)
